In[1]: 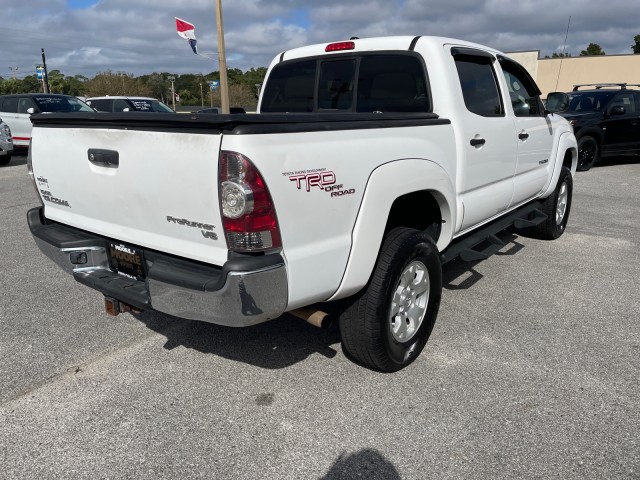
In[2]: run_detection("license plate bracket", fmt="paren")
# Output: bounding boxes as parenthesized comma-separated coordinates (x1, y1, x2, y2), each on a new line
(108, 242, 146, 280)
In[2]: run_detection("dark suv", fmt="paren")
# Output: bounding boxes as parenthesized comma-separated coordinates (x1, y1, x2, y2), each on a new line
(547, 83, 640, 171)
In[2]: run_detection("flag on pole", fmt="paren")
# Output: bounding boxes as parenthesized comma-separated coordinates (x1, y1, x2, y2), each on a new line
(175, 17, 198, 54)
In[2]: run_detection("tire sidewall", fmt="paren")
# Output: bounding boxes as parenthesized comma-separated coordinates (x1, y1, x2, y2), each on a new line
(577, 136, 598, 171)
(551, 167, 573, 237)
(377, 232, 442, 369)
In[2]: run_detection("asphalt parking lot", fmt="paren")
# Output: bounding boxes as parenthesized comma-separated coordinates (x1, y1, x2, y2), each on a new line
(1, 154, 638, 479)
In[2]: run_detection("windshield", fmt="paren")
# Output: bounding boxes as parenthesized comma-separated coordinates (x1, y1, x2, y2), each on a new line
(33, 96, 94, 113)
(129, 99, 174, 112)
(566, 91, 616, 113)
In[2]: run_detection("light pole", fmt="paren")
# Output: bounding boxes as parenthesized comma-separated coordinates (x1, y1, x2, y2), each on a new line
(215, 0, 230, 114)
(168, 76, 176, 111)
(41, 48, 50, 93)
(200, 82, 204, 107)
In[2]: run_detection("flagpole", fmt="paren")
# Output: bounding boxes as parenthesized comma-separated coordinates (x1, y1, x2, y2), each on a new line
(215, 0, 230, 114)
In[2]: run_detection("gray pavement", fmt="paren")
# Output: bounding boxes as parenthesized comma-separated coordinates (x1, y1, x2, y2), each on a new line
(1, 154, 638, 479)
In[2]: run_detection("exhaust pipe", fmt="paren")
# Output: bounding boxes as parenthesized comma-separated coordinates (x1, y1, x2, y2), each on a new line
(288, 307, 333, 329)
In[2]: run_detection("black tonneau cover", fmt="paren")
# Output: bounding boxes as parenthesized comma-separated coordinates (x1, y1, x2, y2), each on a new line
(31, 111, 448, 135)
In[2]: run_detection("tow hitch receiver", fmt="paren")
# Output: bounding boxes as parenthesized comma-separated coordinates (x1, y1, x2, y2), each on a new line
(104, 296, 140, 316)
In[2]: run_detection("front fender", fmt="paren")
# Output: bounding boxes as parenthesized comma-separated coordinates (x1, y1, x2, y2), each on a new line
(328, 159, 455, 301)
(541, 130, 577, 199)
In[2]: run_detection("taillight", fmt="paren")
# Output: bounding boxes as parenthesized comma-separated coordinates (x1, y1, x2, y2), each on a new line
(219, 151, 281, 252)
(325, 41, 355, 52)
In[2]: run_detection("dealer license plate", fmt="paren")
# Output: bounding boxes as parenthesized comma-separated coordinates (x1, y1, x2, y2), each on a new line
(108, 242, 146, 280)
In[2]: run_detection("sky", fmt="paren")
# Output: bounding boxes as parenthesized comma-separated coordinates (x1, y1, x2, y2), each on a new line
(3, 0, 639, 80)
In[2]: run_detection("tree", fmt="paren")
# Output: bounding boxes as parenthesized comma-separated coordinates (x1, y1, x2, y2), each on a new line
(580, 43, 605, 56)
(632, 35, 640, 54)
(544, 52, 572, 59)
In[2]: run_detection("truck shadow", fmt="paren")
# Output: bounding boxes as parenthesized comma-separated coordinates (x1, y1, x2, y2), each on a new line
(320, 448, 401, 480)
(133, 310, 342, 370)
(443, 231, 524, 290)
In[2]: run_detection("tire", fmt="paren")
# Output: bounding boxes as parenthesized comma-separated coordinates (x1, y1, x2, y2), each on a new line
(532, 166, 573, 240)
(577, 136, 599, 172)
(0, 154, 10, 166)
(339, 227, 442, 372)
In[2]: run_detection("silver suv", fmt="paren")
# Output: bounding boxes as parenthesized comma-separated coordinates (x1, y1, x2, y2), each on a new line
(0, 118, 13, 165)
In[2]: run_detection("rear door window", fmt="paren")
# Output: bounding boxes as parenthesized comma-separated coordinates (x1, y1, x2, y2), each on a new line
(454, 55, 504, 117)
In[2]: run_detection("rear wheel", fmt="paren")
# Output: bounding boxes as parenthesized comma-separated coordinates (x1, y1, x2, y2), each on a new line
(532, 166, 573, 240)
(339, 227, 442, 372)
(577, 136, 599, 172)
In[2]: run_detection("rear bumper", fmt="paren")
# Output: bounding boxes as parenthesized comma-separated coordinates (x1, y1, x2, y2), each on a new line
(27, 207, 288, 327)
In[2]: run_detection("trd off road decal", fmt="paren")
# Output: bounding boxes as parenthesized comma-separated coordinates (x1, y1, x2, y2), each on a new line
(283, 168, 355, 198)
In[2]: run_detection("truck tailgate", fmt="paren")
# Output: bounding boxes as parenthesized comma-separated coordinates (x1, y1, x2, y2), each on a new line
(31, 125, 228, 266)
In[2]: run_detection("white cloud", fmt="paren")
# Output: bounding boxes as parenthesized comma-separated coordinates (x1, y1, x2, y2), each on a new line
(3, 0, 639, 79)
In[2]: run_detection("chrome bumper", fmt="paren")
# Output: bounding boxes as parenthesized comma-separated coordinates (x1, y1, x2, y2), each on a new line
(29, 208, 288, 327)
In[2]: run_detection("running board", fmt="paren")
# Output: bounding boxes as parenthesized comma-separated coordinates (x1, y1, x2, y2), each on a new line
(441, 202, 547, 264)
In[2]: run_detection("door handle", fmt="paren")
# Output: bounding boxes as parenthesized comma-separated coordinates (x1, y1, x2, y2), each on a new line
(470, 138, 486, 147)
(88, 149, 119, 168)
(518, 132, 529, 140)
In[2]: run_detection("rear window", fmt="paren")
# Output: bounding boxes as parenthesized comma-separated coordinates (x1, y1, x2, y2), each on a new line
(34, 96, 94, 113)
(261, 53, 430, 113)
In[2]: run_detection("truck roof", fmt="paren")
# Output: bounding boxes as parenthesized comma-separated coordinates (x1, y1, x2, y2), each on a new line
(277, 36, 505, 64)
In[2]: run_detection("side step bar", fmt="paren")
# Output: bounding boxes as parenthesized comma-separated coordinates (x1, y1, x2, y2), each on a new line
(441, 202, 547, 264)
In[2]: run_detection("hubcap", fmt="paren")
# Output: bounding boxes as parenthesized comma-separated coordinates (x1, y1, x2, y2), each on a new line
(389, 260, 430, 342)
(556, 181, 569, 225)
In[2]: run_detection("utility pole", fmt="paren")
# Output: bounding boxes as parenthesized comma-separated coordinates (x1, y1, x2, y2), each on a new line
(200, 82, 204, 107)
(215, 0, 230, 114)
(168, 76, 176, 111)
(9, 67, 19, 80)
(41, 48, 50, 93)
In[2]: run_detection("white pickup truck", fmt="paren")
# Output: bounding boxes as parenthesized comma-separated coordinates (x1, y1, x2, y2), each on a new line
(27, 36, 577, 371)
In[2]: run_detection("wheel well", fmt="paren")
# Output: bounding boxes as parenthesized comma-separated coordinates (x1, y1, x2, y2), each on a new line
(385, 191, 442, 242)
(563, 148, 574, 171)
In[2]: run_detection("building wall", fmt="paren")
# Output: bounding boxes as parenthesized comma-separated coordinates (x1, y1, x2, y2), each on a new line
(505, 51, 640, 99)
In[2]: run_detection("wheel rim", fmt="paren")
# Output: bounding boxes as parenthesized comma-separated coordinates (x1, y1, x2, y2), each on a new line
(389, 260, 430, 343)
(556, 180, 569, 225)
(578, 140, 595, 168)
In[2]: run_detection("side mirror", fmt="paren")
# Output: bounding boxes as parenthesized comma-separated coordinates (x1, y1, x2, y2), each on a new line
(609, 105, 625, 116)
(27, 107, 36, 114)
(545, 92, 569, 113)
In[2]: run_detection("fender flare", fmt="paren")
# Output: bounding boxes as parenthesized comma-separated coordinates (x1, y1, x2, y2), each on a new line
(327, 159, 455, 301)
(541, 131, 577, 199)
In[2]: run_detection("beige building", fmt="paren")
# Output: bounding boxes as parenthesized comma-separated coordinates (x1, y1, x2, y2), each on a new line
(506, 51, 640, 98)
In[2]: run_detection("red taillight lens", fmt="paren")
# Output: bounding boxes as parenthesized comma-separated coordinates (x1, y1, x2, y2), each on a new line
(325, 41, 355, 52)
(219, 151, 281, 251)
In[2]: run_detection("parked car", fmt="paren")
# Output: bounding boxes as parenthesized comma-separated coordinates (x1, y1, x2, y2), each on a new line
(547, 83, 640, 171)
(193, 107, 246, 114)
(0, 94, 94, 151)
(0, 118, 13, 165)
(86, 96, 174, 113)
